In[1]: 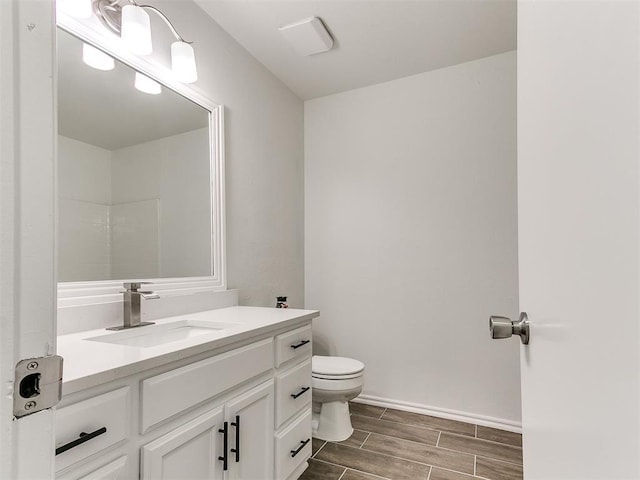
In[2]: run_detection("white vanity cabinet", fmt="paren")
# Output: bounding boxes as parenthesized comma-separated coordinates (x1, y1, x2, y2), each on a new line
(57, 456, 129, 480)
(141, 381, 274, 480)
(55, 387, 131, 473)
(273, 324, 313, 480)
(55, 317, 314, 480)
(140, 406, 225, 479)
(224, 381, 274, 479)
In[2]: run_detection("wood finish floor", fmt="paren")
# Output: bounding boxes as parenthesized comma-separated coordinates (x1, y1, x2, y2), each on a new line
(301, 403, 523, 480)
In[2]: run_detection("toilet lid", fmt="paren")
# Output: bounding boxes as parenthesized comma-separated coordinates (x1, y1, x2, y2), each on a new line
(312, 356, 364, 376)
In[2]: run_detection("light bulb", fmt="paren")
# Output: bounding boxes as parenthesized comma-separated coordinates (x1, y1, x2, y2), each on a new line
(171, 41, 198, 83)
(82, 43, 115, 71)
(134, 72, 161, 95)
(121, 5, 153, 55)
(59, 0, 92, 19)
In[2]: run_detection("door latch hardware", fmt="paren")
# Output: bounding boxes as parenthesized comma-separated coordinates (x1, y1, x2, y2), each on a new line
(13, 355, 63, 418)
(489, 312, 530, 345)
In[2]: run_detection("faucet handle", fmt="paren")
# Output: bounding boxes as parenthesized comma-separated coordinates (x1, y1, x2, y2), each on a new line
(139, 292, 160, 300)
(123, 282, 152, 291)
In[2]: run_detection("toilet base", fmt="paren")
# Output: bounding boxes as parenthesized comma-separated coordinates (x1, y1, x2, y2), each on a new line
(312, 400, 354, 442)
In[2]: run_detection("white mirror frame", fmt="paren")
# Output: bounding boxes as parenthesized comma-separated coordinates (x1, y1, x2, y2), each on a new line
(57, 12, 226, 307)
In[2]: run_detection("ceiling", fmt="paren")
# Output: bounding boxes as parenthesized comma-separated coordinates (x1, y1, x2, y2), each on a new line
(58, 29, 208, 150)
(195, 0, 517, 100)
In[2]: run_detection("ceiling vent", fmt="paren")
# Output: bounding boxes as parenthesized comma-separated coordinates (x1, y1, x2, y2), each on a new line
(278, 17, 334, 56)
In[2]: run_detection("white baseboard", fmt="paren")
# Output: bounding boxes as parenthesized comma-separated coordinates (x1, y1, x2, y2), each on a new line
(352, 394, 522, 434)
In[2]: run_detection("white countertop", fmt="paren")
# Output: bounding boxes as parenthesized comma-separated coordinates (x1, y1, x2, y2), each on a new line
(58, 306, 319, 395)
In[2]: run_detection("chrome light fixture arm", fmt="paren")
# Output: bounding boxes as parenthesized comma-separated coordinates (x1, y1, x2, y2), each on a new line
(92, 0, 192, 44)
(134, 3, 192, 44)
(93, 0, 122, 34)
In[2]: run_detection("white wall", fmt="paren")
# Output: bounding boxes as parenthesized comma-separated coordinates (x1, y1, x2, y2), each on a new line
(58, 135, 112, 204)
(150, 0, 305, 308)
(58, 136, 112, 281)
(59, 130, 209, 281)
(305, 51, 521, 426)
(111, 128, 211, 278)
(110, 199, 160, 279)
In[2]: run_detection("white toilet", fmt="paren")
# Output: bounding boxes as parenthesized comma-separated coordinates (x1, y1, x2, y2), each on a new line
(311, 355, 365, 442)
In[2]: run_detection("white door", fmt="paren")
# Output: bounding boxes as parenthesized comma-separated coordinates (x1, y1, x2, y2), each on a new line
(225, 381, 274, 480)
(141, 407, 226, 480)
(516, 1, 640, 478)
(0, 0, 57, 479)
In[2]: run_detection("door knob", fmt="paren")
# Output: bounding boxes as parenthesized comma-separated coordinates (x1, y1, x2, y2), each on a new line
(489, 312, 530, 345)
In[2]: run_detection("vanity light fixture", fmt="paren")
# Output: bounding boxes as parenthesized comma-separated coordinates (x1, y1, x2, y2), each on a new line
(76, 0, 198, 83)
(121, 4, 153, 55)
(134, 72, 162, 94)
(82, 43, 115, 70)
(171, 40, 198, 84)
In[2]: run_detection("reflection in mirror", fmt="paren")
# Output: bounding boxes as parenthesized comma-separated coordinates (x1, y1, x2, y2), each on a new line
(57, 28, 213, 282)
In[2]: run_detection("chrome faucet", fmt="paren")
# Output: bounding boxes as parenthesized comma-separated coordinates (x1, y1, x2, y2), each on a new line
(107, 282, 159, 330)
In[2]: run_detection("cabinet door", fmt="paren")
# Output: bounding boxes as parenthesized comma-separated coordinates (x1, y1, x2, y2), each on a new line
(225, 381, 274, 480)
(141, 407, 225, 480)
(57, 456, 129, 480)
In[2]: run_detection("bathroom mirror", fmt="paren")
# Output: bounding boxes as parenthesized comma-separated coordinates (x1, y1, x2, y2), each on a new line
(56, 22, 225, 301)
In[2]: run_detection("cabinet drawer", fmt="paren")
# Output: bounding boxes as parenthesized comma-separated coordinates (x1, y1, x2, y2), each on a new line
(141, 338, 273, 432)
(275, 325, 312, 368)
(55, 387, 130, 472)
(276, 359, 312, 427)
(57, 456, 128, 480)
(275, 409, 312, 480)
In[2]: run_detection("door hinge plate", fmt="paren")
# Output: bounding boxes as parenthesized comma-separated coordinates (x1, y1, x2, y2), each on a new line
(13, 355, 63, 418)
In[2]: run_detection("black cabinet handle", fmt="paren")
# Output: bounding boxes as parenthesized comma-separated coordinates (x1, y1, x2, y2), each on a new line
(290, 438, 310, 458)
(218, 421, 228, 471)
(290, 340, 310, 350)
(290, 387, 310, 399)
(230, 415, 240, 463)
(55, 427, 107, 456)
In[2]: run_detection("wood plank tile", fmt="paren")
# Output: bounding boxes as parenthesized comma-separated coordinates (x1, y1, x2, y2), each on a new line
(362, 433, 474, 474)
(337, 429, 370, 448)
(315, 441, 431, 480)
(351, 414, 439, 446)
(429, 467, 478, 480)
(350, 402, 386, 419)
(475, 456, 523, 480)
(476, 426, 522, 447)
(342, 469, 392, 480)
(312, 438, 326, 456)
(382, 409, 475, 437)
(299, 459, 345, 480)
(438, 433, 522, 465)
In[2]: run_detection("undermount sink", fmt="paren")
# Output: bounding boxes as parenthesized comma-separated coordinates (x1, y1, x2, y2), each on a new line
(86, 319, 239, 348)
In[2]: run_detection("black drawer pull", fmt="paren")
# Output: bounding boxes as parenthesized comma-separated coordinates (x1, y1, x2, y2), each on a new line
(290, 340, 310, 350)
(290, 387, 310, 399)
(290, 438, 310, 458)
(230, 415, 240, 463)
(55, 427, 107, 456)
(218, 421, 228, 471)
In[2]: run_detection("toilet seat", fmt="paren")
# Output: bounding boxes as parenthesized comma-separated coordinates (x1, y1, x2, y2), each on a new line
(312, 374, 364, 391)
(312, 356, 364, 378)
(312, 371, 363, 380)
